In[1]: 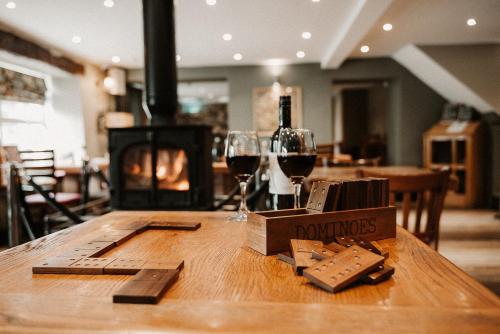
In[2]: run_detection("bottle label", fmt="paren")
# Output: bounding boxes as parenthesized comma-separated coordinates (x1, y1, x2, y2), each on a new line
(268, 153, 294, 194)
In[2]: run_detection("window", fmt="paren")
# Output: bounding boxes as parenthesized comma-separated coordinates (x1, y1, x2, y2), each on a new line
(0, 64, 87, 165)
(0, 99, 53, 150)
(0, 65, 51, 150)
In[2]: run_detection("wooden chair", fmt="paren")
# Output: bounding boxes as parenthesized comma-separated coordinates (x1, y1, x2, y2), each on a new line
(360, 134, 386, 164)
(6, 162, 110, 244)
(18, 150, 81, 209)
(315, 144, 334, 166)
(359, 169, 450, 250)
(18, 150, 59, 192)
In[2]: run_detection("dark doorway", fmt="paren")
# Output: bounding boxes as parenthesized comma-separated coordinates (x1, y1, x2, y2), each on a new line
(333, 81, 390, 163)
(342, 89, 368, 158)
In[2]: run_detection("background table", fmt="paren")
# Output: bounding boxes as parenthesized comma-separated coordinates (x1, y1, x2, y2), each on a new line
(0, 211, 498, 333)
(308, 165, 432, 181)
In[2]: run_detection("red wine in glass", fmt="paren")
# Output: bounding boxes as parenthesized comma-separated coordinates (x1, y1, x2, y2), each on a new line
(224, 131, 261, 221)
(226, 155, 261, 182)
(276, 128, 317, 209)
(277, 154, 317, 183)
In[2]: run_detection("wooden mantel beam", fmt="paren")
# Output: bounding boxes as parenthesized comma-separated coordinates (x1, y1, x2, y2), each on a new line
(0, 29, 84, 74)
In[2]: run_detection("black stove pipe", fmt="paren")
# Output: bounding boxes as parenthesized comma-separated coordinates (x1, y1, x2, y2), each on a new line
(142, 0, 178, 125)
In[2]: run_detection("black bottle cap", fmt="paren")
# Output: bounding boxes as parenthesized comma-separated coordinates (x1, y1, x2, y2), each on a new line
(279, 95, 291, 106)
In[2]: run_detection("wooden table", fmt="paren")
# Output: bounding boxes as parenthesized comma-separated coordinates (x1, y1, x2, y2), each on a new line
(309, 165, 430, 181)
(0, 211, 498, 333)
(308, 166, 458, 191)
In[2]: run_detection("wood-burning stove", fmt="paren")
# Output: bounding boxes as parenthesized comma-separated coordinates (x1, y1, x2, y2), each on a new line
(108, 0, 214, 210)
(109, 126, 213, 210)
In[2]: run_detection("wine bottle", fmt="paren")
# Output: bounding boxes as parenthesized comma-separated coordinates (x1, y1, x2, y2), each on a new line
(269, 95, 294, 210)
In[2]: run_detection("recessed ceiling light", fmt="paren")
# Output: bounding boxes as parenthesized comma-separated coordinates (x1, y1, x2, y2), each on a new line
(176, 54, 181, 62)
(111, 56, 121, 63)
(222, 33, 232, 41)
(312, 0, 320, 2)
(467, 18, 477, 26)
(382, 23, 393, 31)
(103, 0, 114, 8)
(71, 35, 82, 44)
(206, 0, 216, 6)
(360, 45, 370, 53)
(5, 1, 16, 9)
(296, 51, 305, 58)
(233, 53, 243, 61)
(302, 32, 312, 39)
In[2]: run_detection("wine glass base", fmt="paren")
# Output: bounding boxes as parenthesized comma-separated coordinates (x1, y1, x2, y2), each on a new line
(228, 211, 248, 222)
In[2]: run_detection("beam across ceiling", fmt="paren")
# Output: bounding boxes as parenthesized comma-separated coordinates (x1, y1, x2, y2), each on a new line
(0, 29, 84, 75)
(321, 0, 393, 69)
(393, 44, 494, 112)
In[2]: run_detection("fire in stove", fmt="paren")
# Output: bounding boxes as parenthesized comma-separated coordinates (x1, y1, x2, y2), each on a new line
(124, 146, 190, 191)
(156, 149, 190, 190)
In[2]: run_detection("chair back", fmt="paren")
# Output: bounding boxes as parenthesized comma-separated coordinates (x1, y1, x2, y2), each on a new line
(5, 162, 36, 244)
(359, 169, 450, 249)
(315, 144, 334, 166)
(18, 150, 56, 192)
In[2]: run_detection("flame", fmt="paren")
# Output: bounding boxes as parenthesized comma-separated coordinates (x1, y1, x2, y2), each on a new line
(125, 148, 190, 191)
(156, 165, 167, 180)
(175, 180, 190, 191)
(130, 163, 141, 175)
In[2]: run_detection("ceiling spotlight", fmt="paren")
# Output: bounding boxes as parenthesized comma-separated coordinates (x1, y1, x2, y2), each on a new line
(176, 54, 181, 62)
(5, 1, 16, 9)
(467, 18, 477, 26)
(296, 51, 306, 58)
(312, 0, 320, 2)
(111, 56, 121, 63)
(233, 53, 243, 61)
(103, 0, 114, 8)
(360, 45, 370, 53)
(71, 35, 82, 44)
(222, 33, 232, 41)
(206, 0, 216, 6)
(302, 32, 312, 39)
(382, 23, 393, 31)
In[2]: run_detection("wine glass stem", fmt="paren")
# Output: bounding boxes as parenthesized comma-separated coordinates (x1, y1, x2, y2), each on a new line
(239, 181, 248, 214)
(293, 182, 302, 209)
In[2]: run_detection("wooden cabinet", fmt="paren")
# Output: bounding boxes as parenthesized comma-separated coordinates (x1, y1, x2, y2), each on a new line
(423, 122, 484, 208)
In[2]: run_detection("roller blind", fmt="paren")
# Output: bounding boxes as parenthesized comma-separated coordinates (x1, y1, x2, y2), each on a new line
(0, 67, 47, 104)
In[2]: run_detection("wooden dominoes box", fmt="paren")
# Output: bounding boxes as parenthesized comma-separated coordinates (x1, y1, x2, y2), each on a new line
(247, 180, 396, 255)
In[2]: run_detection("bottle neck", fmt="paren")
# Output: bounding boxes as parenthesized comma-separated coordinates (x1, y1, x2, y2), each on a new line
(279, 104, 291, 128)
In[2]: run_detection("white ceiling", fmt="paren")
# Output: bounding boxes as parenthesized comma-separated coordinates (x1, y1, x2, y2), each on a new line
(0, 0, 499, 70)
(351, 0, 500, 58)
(0, 0, 143, 68)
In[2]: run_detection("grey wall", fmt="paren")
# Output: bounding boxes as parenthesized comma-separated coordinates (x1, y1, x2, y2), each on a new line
(367, 84, 389, 136)
(422, 44, 500, 113)
(127, 58, 446, 166)
(323, 58, 445, 165)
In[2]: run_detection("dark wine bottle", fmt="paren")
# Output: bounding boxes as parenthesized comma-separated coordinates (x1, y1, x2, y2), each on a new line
(269, 96, 294, 210)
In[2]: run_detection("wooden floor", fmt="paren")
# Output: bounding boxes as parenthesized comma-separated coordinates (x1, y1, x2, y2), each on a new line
(437, 209, 500, 296)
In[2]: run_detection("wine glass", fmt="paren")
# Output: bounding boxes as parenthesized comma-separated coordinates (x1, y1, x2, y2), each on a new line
(225, 131, 261, 221)
(277, 128, 317, 209)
